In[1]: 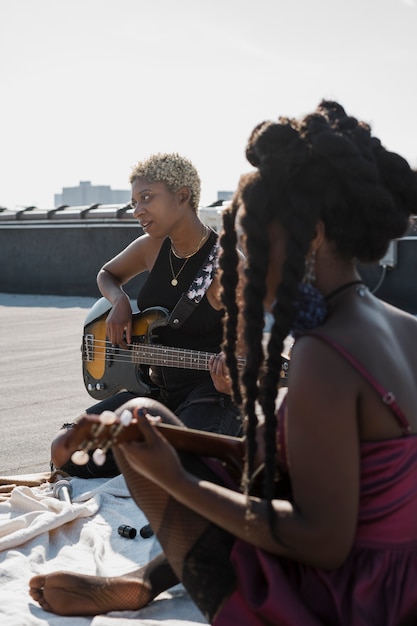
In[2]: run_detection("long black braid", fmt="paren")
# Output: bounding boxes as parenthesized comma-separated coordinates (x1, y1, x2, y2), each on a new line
(219, 200, 243, 407)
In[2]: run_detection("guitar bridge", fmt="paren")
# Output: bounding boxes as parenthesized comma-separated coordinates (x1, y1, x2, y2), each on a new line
(83, 333, 94, 362)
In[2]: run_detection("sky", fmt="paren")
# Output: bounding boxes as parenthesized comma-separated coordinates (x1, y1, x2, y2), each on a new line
(1, 0, 416, 209)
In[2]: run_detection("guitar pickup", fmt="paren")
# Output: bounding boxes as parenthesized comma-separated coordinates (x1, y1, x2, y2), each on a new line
(131, 334, 148, 344)
(83, 334, 94, 362)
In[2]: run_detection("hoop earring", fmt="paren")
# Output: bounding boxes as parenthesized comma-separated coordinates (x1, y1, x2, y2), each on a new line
(291, 250, 327, 336)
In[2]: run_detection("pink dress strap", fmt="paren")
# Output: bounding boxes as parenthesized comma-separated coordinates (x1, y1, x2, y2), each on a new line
(306, 331, 411, 435)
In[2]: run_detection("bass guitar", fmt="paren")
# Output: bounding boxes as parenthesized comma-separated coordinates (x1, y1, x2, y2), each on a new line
(82, 298, 289, 400)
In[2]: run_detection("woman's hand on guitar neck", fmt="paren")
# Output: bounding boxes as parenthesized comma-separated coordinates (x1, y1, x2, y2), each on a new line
(209, 352, 233, 395)
(117, 408, 188, 490)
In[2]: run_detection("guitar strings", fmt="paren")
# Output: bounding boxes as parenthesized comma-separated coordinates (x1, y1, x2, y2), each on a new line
(83, 340, 244, 369)
(83, 339, 289, 381)
(82, 338, 246, 370)
(83, 338, 288, 371)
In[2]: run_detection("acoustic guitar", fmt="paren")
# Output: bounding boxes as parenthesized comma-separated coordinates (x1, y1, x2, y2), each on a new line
(66, 402, 289, 497)
(82, 298, 289, 400)
(66, 405, 247, 485)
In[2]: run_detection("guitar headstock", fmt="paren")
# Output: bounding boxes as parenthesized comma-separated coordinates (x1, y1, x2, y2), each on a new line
(69, 409, 139, 467)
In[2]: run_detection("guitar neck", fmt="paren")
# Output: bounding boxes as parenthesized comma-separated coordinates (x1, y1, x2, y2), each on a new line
(131, 343, 215, 371)
(70, 416, 246, 483)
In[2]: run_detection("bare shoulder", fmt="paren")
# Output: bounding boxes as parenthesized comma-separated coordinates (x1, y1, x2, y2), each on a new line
(371, 300, 417, 358)
(386, 301, 417, 332)
(383, 302, 417, 366)
(290, 300, 417, 435)
(289, 332, 356, 384)
(101, 234, 165, 283)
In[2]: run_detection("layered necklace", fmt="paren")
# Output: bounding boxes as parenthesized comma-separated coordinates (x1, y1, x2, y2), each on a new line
(169, 225, 208, 287)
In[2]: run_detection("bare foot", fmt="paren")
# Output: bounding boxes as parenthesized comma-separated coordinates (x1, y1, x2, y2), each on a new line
(29, 571, 152, 616)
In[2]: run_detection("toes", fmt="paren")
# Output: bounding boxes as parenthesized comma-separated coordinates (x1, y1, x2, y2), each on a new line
(29, 588, 53, 613)
(29, 574, 45, 588)
(38, 598, 53, 613)
(29, 575, 50, 609)
(29, 575, 46, 601)
(29, 587, 43, 601)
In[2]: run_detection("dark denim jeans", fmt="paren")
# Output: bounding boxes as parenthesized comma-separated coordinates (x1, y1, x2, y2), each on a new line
(174, 380, 242, 437)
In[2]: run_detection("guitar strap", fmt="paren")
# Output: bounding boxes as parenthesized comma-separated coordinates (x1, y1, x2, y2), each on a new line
(168, 239, 220, 329)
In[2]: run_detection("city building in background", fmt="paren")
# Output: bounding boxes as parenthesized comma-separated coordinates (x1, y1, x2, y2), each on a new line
(217, 190, 233, 201)
(198, 190, 233, 232)
(54, 181, 130, 207)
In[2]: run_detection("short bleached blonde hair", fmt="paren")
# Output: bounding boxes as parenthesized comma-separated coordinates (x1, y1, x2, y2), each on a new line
(129, 152, 201, 211)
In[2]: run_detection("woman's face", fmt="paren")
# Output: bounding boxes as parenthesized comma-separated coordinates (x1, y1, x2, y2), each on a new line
(130, 178, 187, 239)
(264, 219, 287, 313)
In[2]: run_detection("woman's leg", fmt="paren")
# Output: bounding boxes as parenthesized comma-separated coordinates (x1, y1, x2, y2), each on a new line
(31, 398, 237, 620)
(29, 552, 178, 616)
(52, 391, 137, 477)
(175, 380, 243, 437)
(30, 457, 235, 620)
(111, 446, 237, 622)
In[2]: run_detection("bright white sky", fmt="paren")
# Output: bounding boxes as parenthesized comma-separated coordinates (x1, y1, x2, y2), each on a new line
(1, 0, 416, 209)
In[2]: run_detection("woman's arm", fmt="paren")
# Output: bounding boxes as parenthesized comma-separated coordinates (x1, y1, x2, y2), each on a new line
(96, 234, 161, 345)
(117, 337, 361, 569)
(50, 427, 76, 469)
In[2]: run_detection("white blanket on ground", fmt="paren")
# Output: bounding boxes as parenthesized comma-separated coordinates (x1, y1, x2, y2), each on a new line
(0, 475, 207, 626)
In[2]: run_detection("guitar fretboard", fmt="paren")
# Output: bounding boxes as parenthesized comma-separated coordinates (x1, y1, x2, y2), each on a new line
(131, 343, 245, 371)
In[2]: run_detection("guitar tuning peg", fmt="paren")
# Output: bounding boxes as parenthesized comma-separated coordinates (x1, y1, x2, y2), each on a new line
(120, 409, 133, 426)
(99, 410, 117, 425)
(92, 448, 107, 466)
(71, 449, 90, 465)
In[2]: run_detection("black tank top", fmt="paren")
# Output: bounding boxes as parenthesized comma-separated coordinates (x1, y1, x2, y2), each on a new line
(137, 229, 223, 352)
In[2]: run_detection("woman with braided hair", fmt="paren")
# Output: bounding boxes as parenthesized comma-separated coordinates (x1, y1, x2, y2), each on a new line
(30, 101, 417, 625)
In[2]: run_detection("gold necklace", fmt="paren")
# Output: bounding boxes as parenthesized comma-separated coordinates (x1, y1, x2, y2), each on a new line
(169, 249, 190, 286)
(171, 225, 208, 259)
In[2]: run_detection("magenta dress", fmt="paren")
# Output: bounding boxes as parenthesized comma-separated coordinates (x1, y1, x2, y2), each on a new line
(215, 334, 417, 626)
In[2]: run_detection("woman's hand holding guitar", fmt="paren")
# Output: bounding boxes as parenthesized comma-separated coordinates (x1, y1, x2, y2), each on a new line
(105, 293, 133, 347)
(209, 352, 233, 395)
(117, 408, 187, 490)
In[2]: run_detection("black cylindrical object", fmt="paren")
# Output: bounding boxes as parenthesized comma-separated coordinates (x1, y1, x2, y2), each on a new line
(118, 524, 137, 539)
(139, 523, 154, 538)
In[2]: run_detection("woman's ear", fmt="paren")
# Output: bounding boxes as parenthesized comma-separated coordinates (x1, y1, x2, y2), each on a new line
(311, 219, 325, 251)
(177, 186, 191, 205)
